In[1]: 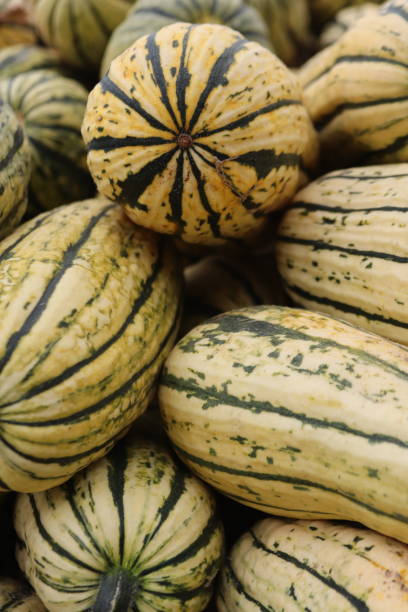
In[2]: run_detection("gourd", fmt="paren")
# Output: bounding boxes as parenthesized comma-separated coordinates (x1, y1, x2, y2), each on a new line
(0, 99, 30, 239)
(299, 0, 408, 170)
(309, 0, 382, 27)
(0, 69, 94, 213)
(0, 576, 46, 611)
(0, 197, 182, 493)
(217, 518, 408, 611)
(159, 305, 408, 544)
(101, 0, 271, 75)
(83, 22, 318, 247)
(276, 164, 408, 346)
(319, 2, 379, 47)
(15, 435, 224, 611)
(244, 0, 315, 66)
(0, 0, 39, 49)
(0, 43, 74, 78)
(31, 0, 133, 72)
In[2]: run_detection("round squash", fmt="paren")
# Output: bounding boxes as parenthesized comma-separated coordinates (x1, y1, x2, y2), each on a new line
(0, 577, 46, 611)
(0, 43, 74, 78)
(299, 0, 408, 170)
(218, 518, 408, 611)
(0, 99, 30, 239)
(244, 0, 315, 66)
(0, 197, 182, 493)
(101, 0, 271, 75)
(159, 305, 408, 544)
(31, 0, 133, 72)
(15, 434, 224, 611)
(0, 69, 94, 214)
(0, 0, 39, 49)
(276, 164, 408, 346)
(83, 22, 318, 247)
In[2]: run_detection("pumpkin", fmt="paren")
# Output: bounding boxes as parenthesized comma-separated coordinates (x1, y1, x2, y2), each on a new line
(101, 0, 271, 75)
(218, 518, 408, 610)
(0, 99, 30, 239)
(299, 0, 408, 170)
(15, 434, 224, 611)
(83, 22, 318, 247)
(159, 305, 408, 544)
(0, 69, 94, 214)
(0, 197, 182, 492)
(31, 0, 133, 72)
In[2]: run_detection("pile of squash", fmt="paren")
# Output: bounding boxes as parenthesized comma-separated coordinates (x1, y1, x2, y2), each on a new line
(0, 0, 407, 610)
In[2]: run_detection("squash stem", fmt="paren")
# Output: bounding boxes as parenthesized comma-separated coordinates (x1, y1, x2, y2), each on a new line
(92, 568, 138, 612)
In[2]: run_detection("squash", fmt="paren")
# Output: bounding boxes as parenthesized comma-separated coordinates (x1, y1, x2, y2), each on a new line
(0, 43, 74, 78)
(83, 22, 318, 247)
(0, 69, 94, 214)
(0, 0, 39, 49)
(0, 99, 30, 239)
(299, 0, 408, 170)
(319, 2, 379, 47)
(0, 197, 182, 493)
(15, 434, 224, 611)
(101, 0, 271, 75)
(0, 577, 46, 611)
(309, 0, 382, 27)
(244, 0, 315, 66)
(159, 305, 408, 544)
(275, 164, 408, 346)
(218, 518, 408, 611)
(31, 0, 133, 72)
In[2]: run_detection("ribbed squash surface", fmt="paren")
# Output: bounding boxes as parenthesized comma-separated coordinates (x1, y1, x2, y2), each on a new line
(0, 577, 46, 611)
(276, 164, 408, 345)
(0, 100, 30, 239)
(15, 436, 224, 611)
(218, 519, 408, 610)
(0, 43, 74, 79)
(0, 198, 182, 493)
(159, 305, 408, 544)
(83, 22, 318, 246)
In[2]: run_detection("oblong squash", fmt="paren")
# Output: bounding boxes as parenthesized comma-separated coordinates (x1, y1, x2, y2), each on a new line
(15, 434, 224, 611)
(0, 197, 182, 493)
(276, 164, 408, 345)
(0, 99, 30, 239)
(217, 518, 408, 611)
(159, 305, 408, 544)
(83, 22, 318, 246)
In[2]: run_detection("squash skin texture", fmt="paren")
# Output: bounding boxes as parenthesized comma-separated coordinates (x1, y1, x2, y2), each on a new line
(159, 305, 408, 544)
(0, 197, 182, 493)
(14, 435, 225, 611)
(83, 22, 318, 246)
(0, 576, 46, 611)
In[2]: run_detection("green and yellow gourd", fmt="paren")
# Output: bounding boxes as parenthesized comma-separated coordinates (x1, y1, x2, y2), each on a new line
(0, 43, 74, 79)
(101, 0, 271, 75)
(0, 99, 30, 239)
(159, 305, 408, 544)
(0, 0, 39, 49)
(83, 22, 318, 247)
(15, 435, 224, 611)
(31, 0, 133, 72)
(299, 0, 408, 170)
(218, 519, 408, 610)
(318, 2, 379, 47)
(276, 164, 408, 346)
(244, 0, 315, 66)
(0, 197, 182, 493)
(0, 69, 94, 214)
(0, 577, 46, 611)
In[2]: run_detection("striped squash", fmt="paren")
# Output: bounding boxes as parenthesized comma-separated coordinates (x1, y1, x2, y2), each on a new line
(0, 99, 30, 239)
(83, 22, 318, 247)
(319, 2, 380, 47)
(0, 1, 39, 49)
(181, 252, 288, 336)
(32, 0, 133, 72)
(309, 0, 382, 27)
(0, 197, 182, 493)
(0, 69, 94, 214)
(15, 435, 225, 612)
(101, 0, 271, 75)
(0, 577, 46, 611)
(244, 0, 315, 66)
(299, 0, 408, 170)
(159, 305, 408, 544)
(217, 518, 408, 610)
(0, 43, 74, 79)
(275, 164, 408, 346)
